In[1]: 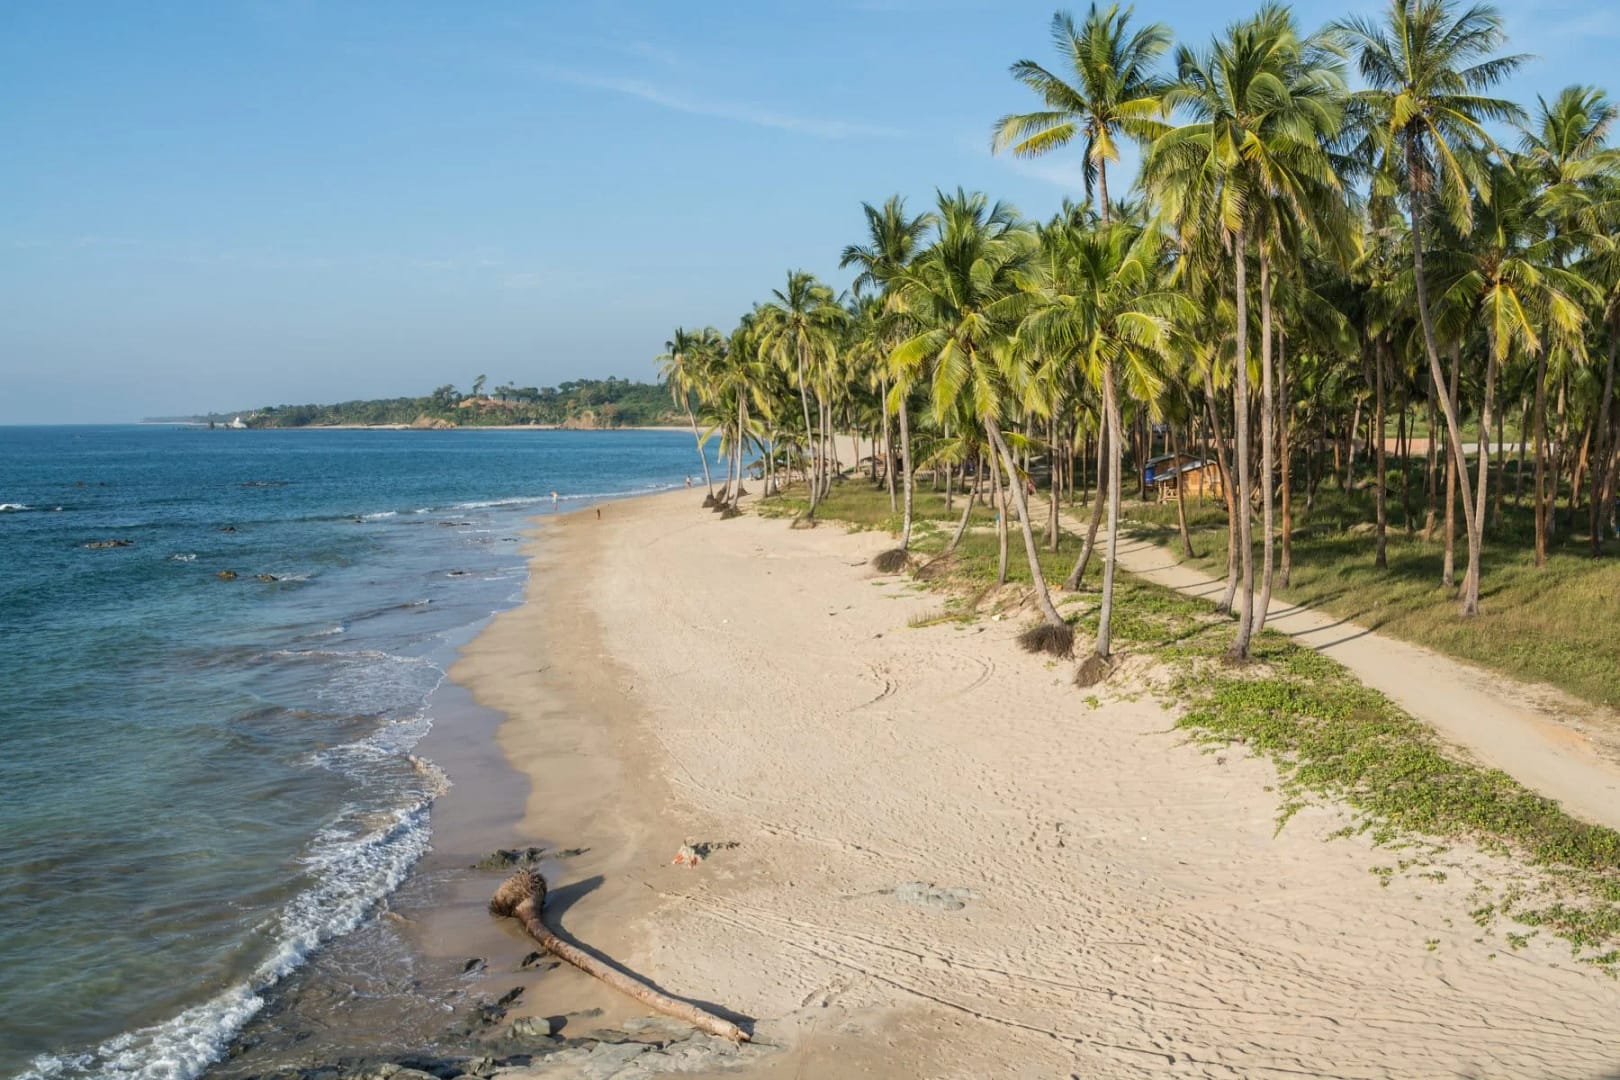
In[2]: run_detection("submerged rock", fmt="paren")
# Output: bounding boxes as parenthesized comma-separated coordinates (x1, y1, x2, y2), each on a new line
(82, 538, 134, 549)
(218, 569, 239, 580)
(257, 573, 279, 582)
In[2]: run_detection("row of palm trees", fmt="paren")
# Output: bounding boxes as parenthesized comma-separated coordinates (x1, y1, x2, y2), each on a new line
(657, 0, 1620, 677)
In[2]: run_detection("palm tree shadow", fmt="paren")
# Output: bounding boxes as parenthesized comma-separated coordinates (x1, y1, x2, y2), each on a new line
(540, 875, 758, 1037)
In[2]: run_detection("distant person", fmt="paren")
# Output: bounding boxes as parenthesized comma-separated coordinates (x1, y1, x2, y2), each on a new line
(685, 475, 693, 488)
(550, 490, 559, 510)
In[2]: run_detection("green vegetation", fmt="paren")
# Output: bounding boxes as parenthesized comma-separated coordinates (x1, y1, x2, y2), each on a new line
(785, 475, 1620, 966)
(185, 378, 681, 429)
(1125, 483, 1620, 706)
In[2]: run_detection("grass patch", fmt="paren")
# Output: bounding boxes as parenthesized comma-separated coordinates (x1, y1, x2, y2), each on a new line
(1125, 477, 1620, 709)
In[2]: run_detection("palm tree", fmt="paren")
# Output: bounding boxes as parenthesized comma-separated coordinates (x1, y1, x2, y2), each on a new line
(1331, 0, 1528, 615)
(891, 188, 1074, 656)
(1517, 86, 1620, 557)
(757, 272, 846, 518)
(1145, 2, 1348, 656)
(992, 4, 1172, 224)
(1022, 219, 1190, 677)
(841, 195, 936, 569)
(657, 327, 718, 503)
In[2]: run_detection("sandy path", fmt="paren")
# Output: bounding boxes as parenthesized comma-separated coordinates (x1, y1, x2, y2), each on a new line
(466, 490, 1619, 1079)
(1051, 500, 1620, 832)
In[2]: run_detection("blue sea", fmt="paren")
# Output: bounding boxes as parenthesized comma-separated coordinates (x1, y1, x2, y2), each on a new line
(0, 425, 713, 1080)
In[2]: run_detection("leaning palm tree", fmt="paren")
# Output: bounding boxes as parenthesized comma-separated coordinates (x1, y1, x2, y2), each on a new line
(1331, 0, 1529, 616)
(1021, 219, 1191, 680)
(891, 188, 1074, 656)
(992, 4, 1172, 224)
(841, 195, 936, 570)
(657, 327, 718, 503)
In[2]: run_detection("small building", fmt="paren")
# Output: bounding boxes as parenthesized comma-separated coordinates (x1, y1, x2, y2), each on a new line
(1143, 453, 1222, 501)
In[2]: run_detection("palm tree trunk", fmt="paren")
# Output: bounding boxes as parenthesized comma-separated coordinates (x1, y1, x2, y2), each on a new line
(1096, 364, 1125, 659)
(1424, 389, 1439, 538)
(986, 419, 1065, 630)
(1406, 155, 1480, 614)
(1047, 414, 1060, 551)
(1063, 422, 1107, 590)
(1461, 342, 1497, 612)
(1443, 343, 1460, 588)
(1230, 230, 1256, 660)
(881, 378, 896, 512)
(1203, 367, 1240, 614)
(898, 394, 915, 551)
(1374, 338, 1388, 571)
(987, 433, 1009, 586)
(1256, 252, 1276, 634)
(946, 475, 977, 553)
(1591, 327, 1617, 556)
(1532, 348, 1550, 566)
(1172, 421, 1196, 559)
(686, 403, 715, 500)
(1279, 326, 1293, 587)
(796, 346, 817, 516)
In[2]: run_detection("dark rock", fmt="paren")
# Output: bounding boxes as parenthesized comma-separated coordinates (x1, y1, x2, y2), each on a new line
(218, 570, 239, 580)
(508, 1016, 556, 1039)
(220, 525, 238, 533)
(82, 538, 134, 549)
(257, 573, 279, 582)
(461, 957, 485, 975)
(437, 521, 473, 527)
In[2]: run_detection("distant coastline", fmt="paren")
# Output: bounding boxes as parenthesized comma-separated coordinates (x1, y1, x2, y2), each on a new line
(146, 377, 685, 430)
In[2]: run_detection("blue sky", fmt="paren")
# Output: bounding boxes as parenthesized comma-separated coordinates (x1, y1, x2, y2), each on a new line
(3, 1, 1615, 423)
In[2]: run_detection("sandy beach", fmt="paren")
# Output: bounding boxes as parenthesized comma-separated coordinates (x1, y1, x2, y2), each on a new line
(448, 488, 1620, 1079)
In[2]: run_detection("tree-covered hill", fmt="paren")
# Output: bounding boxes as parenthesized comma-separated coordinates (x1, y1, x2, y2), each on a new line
(161, 377, 682, 429)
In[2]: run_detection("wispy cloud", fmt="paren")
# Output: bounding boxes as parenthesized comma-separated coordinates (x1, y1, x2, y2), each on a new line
(539, 66, 901, 139)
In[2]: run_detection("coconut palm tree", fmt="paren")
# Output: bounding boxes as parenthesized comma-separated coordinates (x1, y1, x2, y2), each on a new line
(1021, 219, 1191, 677)
(891, 188, 1074, 656)
(841, 195, 936, 569)
(1331, 0, 1529, 615)
(757, 272, 847, 517)
(657, 327, 718, 503)
(1145, 2, 1348, 656)
(992, 4, 1172, 223)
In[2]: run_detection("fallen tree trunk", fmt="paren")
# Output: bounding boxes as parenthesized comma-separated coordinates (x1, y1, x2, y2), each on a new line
(490, 868, 749, 1044)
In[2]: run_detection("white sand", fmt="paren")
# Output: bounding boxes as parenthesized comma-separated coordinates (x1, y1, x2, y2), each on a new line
(454, 489, 1620, 1079)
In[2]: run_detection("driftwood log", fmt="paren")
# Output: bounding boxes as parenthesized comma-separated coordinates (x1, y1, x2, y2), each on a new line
(489, 868, 750, 1044)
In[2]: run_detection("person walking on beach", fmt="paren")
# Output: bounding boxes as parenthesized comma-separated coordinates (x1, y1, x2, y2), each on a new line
(550, 490, 559, 510)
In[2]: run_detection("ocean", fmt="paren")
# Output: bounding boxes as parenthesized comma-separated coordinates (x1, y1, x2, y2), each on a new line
(0, 425, 714, 1080)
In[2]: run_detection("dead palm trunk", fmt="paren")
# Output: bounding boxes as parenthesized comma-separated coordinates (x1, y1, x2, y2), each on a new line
(490, 870, 748, 1044)
(1230, 231, 1256, 660)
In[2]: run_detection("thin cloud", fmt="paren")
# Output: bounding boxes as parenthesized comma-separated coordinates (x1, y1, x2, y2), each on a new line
(540, 66, 901, 139)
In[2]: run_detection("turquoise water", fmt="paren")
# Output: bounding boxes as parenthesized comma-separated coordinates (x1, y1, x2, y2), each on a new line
(0, 426, 712, 1080)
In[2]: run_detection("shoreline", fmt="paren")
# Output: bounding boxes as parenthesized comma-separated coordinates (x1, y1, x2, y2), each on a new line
(439, 486, 1620, 1077)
